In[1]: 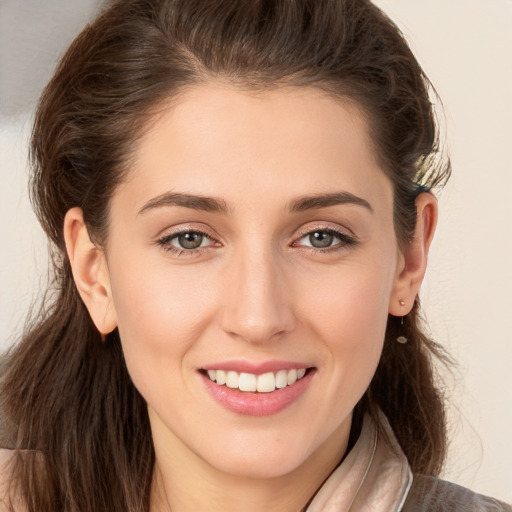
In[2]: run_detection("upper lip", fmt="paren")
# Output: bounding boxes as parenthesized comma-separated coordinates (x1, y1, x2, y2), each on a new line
(201, 360, 312, 374)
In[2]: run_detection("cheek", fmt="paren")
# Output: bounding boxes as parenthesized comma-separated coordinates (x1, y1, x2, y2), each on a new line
(107, 259, 218, 391)
(300, 260, 393, 341)
(110, 256, 214, 336)
(298, 258, 394, 387)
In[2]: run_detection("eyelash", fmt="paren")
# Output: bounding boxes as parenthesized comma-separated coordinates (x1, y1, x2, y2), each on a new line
(156, 226, 357, 256)
(156, 228, 217, 257)
(292, 226, 357, 253)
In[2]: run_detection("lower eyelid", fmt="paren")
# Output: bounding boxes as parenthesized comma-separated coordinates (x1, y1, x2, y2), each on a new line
(158, 241, 215, 257)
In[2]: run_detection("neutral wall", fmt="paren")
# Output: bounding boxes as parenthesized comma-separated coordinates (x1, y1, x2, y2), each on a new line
(1, 0, 511, 503)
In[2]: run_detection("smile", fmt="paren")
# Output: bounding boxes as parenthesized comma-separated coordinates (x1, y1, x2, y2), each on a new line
(200, 366, 315, 416)
(206, 368, 307, 393)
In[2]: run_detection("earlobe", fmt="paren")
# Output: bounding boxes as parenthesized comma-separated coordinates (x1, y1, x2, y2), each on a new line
(63, 207, 117, 336)
(389, 193, 438, 316)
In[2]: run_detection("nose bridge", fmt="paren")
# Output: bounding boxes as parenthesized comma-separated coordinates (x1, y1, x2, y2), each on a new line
(221, 239, 295, 343)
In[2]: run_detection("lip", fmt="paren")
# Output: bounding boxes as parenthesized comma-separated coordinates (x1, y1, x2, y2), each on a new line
(200, 365, 315, 416)
(201, 359, 310, 374)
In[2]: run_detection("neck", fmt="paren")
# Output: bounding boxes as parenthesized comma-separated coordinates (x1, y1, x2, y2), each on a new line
(149, 419, 350, 512)
(150, 467, 318, 512)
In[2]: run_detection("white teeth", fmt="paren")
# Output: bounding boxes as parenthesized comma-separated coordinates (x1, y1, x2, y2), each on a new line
(239, 373, 257, 392)
(275, 369, 288, 389)
(257, 372, 276, 393)
(226, 371, 239, 389)
(216, 370, 226, 385)
(287, 369, 298, 385)
(205, 368, 308, 393)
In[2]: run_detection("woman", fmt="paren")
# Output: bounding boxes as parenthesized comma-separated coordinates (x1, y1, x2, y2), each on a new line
(0, 0, 510, 510)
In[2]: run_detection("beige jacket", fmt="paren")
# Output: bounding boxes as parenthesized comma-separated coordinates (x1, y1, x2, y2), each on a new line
(307, 410, 512, 511)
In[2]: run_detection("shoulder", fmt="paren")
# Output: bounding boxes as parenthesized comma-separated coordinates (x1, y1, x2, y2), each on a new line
(0, 449, 25, 512)
(0, 449, 13, 511)
(402, 474, 512, 512)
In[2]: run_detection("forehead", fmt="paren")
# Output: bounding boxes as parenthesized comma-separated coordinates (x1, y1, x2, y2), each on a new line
(114, 83, 392, 218)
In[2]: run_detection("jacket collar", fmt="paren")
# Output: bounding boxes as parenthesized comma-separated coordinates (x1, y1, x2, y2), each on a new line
(307, 410, 413, 512)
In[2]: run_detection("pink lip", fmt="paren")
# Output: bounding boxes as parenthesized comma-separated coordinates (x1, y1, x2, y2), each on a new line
(201, 360, 310, 374)
(200, 368, 315, 417)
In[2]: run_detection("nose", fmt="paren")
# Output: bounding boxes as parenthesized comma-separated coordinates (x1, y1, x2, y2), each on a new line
(219, 246, 296, 344)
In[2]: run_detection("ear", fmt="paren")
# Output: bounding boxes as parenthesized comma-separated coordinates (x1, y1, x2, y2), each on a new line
(389, 193, 438, 316)
(63, 207, 117, 336)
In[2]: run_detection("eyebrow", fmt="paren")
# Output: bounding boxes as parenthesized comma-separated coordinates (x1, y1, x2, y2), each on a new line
(138, 192, 231, 215)
(138, 190, 373, 216)
(289, 192, 373, 213)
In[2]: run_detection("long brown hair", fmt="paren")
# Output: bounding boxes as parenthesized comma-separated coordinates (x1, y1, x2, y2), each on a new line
(1, 0, 451, 510)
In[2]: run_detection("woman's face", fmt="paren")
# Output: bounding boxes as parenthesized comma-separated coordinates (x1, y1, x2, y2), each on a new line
(103, 84, 404, 478)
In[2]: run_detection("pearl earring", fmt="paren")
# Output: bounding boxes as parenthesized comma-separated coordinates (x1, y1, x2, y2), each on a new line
(397, 299, 408, 344)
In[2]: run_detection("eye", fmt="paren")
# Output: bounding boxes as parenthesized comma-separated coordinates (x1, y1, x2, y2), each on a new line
(173, 231, 208, 249)
(294, 227, 356, 250)
(157, 229, 216, 252)
(304, 231, 337, 248)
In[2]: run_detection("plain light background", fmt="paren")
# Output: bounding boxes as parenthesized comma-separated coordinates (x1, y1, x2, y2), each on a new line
(1, 0, 511, 503)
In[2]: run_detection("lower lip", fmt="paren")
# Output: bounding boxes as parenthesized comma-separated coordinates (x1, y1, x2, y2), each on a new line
(201, 370, 314, 416)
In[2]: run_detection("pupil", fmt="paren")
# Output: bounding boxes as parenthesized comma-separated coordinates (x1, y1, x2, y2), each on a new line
(179, 232, 203, 249)
(309, 231, 333, 248)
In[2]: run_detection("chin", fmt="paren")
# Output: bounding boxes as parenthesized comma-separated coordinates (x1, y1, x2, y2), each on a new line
(209, 452, 307, 480)
(196, 430, 325, 481)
